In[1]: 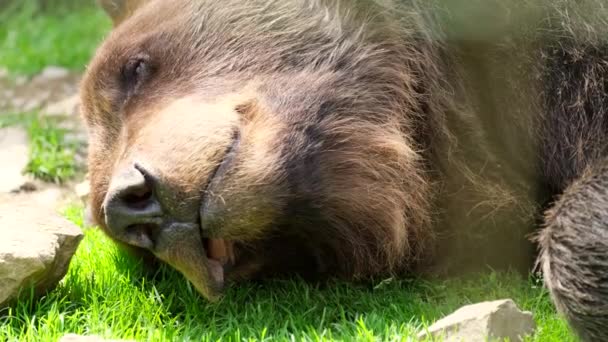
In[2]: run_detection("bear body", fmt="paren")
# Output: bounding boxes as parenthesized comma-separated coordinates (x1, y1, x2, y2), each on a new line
(83, 0, 608, 339)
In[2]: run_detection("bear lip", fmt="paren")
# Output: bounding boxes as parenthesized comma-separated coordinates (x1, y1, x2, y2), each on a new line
(195, 129, 240, 295)
(199, 129, 241, 235)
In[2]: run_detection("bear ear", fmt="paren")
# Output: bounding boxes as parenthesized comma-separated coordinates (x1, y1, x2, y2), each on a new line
(98, 0, 146, 26)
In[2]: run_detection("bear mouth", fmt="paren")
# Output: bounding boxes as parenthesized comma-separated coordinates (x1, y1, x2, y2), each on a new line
(197, 129, 241, 293)
(202, 238, 235, 287)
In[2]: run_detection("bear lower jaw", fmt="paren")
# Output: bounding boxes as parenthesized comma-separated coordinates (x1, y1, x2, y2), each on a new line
(150, 221, 229, 300)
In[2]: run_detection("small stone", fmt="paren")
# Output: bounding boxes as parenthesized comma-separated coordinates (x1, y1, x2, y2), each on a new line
(13, 179, 39, 193)
(35, 66, 70, 81)
(59, 334, 134, 342)
(10, 97, 26, 109)
(14, 76, 28, 86)
(43, 94, 80, 117)
(0, 127, 30, 193)
(29, 187, 67, 209)
(417, 299, 536, 342)
(10, 180, 75, 212)
(22, 97, 43, 112)
(0, 200, 83, 307)
(0, 67, 8, 78)
(75, 181, 90, 202)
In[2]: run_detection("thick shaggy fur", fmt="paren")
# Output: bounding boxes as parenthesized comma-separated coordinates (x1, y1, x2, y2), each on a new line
(540, 161, 608, 342)
(84, 0, 608, 340)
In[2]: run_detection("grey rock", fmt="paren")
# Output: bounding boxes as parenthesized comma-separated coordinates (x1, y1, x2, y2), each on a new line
(36, 66, 70, 81)
(22, 97, 43, 112)
(44, 94, 80, 117)
(0, 68, 81, 114)
(0, 127, 30, 193)
(9, 97, 26, 109)
(417, 299, 536, 342)
(10, 179, 86, 212)
(74, 180, 90, 202)
(0, 200, 83, 307)
(14, 76, 28, 87)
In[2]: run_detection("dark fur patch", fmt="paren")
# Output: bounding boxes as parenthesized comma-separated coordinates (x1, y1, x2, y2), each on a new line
(540, 39, 608, 194)
(540, 159, 608, 342)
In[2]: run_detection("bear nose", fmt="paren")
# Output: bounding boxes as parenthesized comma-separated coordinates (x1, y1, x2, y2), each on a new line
(103, 163, 163, 249)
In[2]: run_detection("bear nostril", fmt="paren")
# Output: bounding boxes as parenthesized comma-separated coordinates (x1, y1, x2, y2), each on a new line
(121, 187, 153, 210)
(113, 167, 156, 212)
(103, 163, 163, 249)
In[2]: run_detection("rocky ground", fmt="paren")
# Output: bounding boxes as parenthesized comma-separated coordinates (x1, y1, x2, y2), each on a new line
(0, 65, 89, 207)
(0, 66, 89, 308)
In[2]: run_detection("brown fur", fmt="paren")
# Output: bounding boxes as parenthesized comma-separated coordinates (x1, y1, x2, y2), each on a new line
(84, 0, 437, 281)
(84, 0, 608, 340)
(539, 160, 608, 342)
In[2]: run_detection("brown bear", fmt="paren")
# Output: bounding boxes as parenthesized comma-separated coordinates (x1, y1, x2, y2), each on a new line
(83, 0, 608, 340)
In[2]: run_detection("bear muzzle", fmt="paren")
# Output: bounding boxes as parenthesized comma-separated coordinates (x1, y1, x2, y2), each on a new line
(102, 162, 234, 300)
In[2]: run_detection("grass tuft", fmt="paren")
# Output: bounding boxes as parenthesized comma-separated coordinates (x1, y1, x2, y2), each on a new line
(0, 113, 81, 183)
(25, 117, 80, 183)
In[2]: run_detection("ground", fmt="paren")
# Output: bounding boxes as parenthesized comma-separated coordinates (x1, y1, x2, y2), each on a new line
(0, 2, 578, 341)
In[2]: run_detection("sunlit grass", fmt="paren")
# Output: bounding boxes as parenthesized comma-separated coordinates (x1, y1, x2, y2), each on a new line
(25, 117, 80, 183)
(0, 204, 576, 342)
(0, 113, 81, 183)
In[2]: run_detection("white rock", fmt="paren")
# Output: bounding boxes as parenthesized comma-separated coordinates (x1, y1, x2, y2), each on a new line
(43, 94, 80, 117)
(0, 67, 8, 78)
(28, 187, 68, 209)
(75, 181, 90, 202)
(14, 76, 28, 86)
(0, 127, 30, 193)
(22, 97, 43, 111)
(10, 180, 81, 212)
(0, 200, 83, 307)
(9, 97, 26, 109)
(59, 334, 134, 342)
(36, 66, 70, 81)
(417, 299, 536, 342)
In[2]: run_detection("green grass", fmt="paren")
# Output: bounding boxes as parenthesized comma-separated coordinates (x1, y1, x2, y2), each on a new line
(0, 204, 577, 342)
(0, 113, 81, 183)
(0, 1, 110, 75)
(25, 116, 80, 183)
(0, 1, 106, 181)
(0, 113, 30, 129)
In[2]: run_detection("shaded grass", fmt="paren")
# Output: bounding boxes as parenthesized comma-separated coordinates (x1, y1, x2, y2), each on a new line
(0, 205, 576, 342)
(0, 113, 81, 183)
(25, 116, 80, 183)
(0, 113, 30, 129)
(0, 1, 110, 75)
